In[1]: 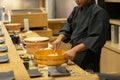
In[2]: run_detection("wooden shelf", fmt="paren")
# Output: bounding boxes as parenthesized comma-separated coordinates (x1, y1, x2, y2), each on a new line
(105, 0, 120, 3)
(110, 19, 120, 26)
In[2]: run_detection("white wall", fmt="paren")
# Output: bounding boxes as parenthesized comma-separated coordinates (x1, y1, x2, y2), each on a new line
(55, 0, 76, 18)
(46, 0, 56, 19)
(0, 0, 40, 10)
(46, 0, 76, 19)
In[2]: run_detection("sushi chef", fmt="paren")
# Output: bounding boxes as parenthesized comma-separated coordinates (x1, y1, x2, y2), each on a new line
(52, 0, 109, 72)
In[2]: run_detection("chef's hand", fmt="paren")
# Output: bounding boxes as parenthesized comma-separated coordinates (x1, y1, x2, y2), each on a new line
(64, 49, 77, 60)
(65, 43, 88, 60)
(52, 38, 61, 52)
(52, 34, 66, 52)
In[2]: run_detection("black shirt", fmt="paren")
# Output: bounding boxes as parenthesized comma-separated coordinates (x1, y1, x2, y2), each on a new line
(59, 1, 109, 54)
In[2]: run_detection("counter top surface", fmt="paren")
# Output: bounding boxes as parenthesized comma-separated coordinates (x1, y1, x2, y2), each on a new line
(0, 22, 30, 80)
(0, 21, 99, 80)
(2, 18, 120, 79)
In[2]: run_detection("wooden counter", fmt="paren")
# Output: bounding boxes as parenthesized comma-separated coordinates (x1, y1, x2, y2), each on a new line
(101, 41, 120, 73)
(104, 41, 120, 53)
(0, 22, 99, 80)
(100, 19, 120, 73)
(0, 22, 30, 80)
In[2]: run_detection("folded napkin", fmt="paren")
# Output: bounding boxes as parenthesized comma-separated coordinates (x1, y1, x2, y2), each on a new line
(0, 70, 15, 80)
(48, 66, 70, 77)
(27, 68, 42, 78)
(0, 46, 8, 52)
(0, 38, 5, 44)
(0, 54, 9, 63)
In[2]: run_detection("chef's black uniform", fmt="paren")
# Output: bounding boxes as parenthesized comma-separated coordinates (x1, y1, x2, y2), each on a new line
(59, 1, 109, 72)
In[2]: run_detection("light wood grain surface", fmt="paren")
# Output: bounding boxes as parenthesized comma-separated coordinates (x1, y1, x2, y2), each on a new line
(100, 19, 120, 73)
(105, 0, 120, 2)
(0, 21, 99, 80)
(110, 19, 120, 26)
(0, 22, 30, 80)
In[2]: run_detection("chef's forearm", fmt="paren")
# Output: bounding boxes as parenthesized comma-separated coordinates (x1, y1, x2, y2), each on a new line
(57, 34, 67, 41)
(71, 43, 88, 53)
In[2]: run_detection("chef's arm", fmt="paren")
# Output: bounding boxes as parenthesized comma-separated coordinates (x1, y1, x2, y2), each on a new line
(52, 34, 68, 51)
(71, 43, 88, 53)
(56, 34, 67, 41)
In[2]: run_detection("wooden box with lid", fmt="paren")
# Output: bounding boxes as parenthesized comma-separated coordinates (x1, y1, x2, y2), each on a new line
(24, 36, 49, 54)
(8, 8, 48, 28)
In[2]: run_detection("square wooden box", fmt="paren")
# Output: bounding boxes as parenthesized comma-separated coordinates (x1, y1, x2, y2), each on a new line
(9, 8, 48, 28)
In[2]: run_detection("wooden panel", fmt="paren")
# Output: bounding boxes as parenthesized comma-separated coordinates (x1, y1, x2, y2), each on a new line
(48, 18, 67, 35)
(40, 0, 43, 8)
(110, 19, 120, 26)
(104, 41, 120, 53)
(34, 28, 53, 38)
(100, 47, 120, 73)
(48, 23, 64, 35)
(40, 0, 46, 9)
(48, 18, 67, 23)
(105, 0, 120, 2)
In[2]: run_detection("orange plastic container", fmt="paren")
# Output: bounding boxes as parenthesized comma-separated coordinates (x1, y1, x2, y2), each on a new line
(34, 49, 67, 66)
